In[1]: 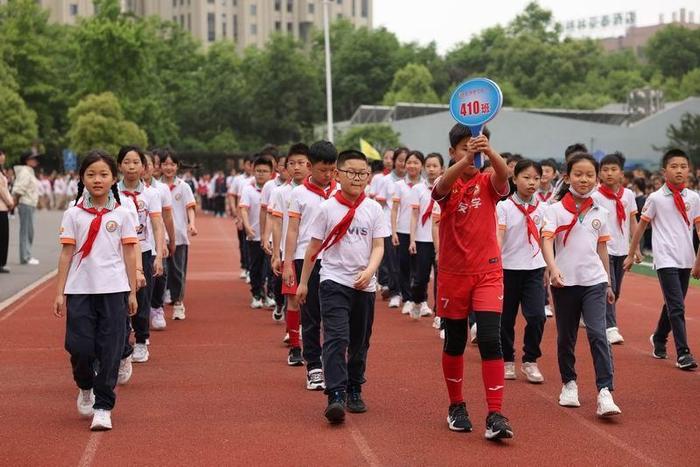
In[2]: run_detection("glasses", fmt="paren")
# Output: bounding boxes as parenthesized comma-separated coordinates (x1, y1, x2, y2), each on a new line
(338, 169, 370, 181)
(255, 169, 271, 175)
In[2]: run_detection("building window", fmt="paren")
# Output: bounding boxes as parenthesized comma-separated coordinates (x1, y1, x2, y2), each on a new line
(287, 22, 293, 33)
(352, 0, 355, 15)
(233, 15, 238, 40)
(69, 4, 78, 16)
(180, 0, 184, 6)
(250, 3, 256, 15)
(180, 15, 185, 27)
(287, 0, 293, 13)
(337, 0, 342, 3)
(308, 3, 314, 14)
(207, 13, 216, 41)
(275, 21, 281, 31)
(223, 21, 227, 37)
(337, 13, 342, 19)
(361, 0, 368, 17)
(208, 0, 214, 3)
(173, 0, 177, 7)
(274, 0, 281, 12)
(187, 13, 191, 31)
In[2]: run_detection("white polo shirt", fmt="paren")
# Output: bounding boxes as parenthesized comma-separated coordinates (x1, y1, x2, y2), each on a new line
(497, 196, 547, 270)
(375, 172, 401, 230)
(287, 182, 337, 261)
(542, 200, 611, 286)
(641, 186, 700, 269)
(59, 202, 138, 294)
(119, 181, 162, 254)
(236, 174, 254, 198)
(369, 172, 386, 198)
(308, 196, 391, 292)
(240, 182, 264, 241)
(591, 188, 637, 257)
(168, 178, 197, 246)
(392, 179, 422, 234)
(270, 182, 299, 255)
(261, 176, 283, 210)
(414, 182, 440, 243)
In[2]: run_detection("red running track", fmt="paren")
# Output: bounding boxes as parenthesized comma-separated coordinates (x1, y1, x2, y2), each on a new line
(1, 215, 699, 466)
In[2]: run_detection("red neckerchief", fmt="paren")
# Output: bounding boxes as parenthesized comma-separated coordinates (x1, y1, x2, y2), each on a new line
(554, 193, 593, 245)
(537, 190, 552, 202)
(303, 177, 336, 199)
(76, 202, 114, 264)
(510, 196, 540, 247)
(667, 182, 690, 226)
(120, 183, 140, 208)
(598, 185, 626, 231)
(168, 180, 177, 191)
(421, 199, 435, 226)
(382, 168, 390, 175)
(311, 191, 366, 261)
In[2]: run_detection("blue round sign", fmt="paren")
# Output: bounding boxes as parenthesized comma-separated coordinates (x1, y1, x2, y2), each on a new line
(449, 78, 503, 127)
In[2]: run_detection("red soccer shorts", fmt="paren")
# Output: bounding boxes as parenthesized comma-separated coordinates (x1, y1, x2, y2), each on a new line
(436, 270, 503, 319)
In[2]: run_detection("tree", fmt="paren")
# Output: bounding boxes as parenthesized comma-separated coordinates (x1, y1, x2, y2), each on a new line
(336, 124, 400, 153)
(679, 69, 700, 99)
(647, 26, 700, 79)
(67, 92, 147, 156)
(0, 85, 38, 161)
(666, 113, 700, 164)
(508, 1, 562, 43)
(382, 63, 440, 105)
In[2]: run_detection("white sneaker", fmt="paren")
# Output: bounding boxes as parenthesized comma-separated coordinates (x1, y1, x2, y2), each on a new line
(409, 303, 421, 320)
(401, 300, 414, 315)
(419, 302, 433, 317)
(250, 297, 264, 309)
(27, 258, 40, 265)
(76, 389, 95, 418)
(239, 269, 248, 279)
(90, 409, 112, 431)
(544, 305, 553, 318)
(432, 316, 441, 329)
(504, 362, 516, 380)
(579, 317, 586, 328)
(163, 289, 172, 305)
(469, 323, 478, 344)
(172, 303, 186, 320)
(596, 387, 621, 417)
(388, 295, 401, 308)
(150, 307, 167, 330)
(439, 329, 445, 340)
(117, 356, 132, 385)
(606, 327, 624, 345)
(521, 362, 544, 383)
(145, 338, 150, 346)
(264, 296, 276, 309)
(132, 343, 149, 363)
(306, 369, 325, 391)
(283, 332, 290, 344)
(245, 272, 251, 284)
(559, 381, 581, 407)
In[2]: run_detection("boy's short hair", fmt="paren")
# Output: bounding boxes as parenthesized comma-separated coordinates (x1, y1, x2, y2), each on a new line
(370, 160, 384, 173)
(600, 152, 625, 170)
(634, 177, 646, 192)
(337, 149, 367, 167)
(506, 153, 524, 165)
(260, 144, 279, 160)
(287, 142, 309, 158)
(449, 124, 491, 149)
(309, 140, 338, 164)
(564, 143, 588, 160)
(244, 153, 256, 163)
(662, 148, 690, 168)
(540, 158, 558, 171)
(253, 156, 274, 171)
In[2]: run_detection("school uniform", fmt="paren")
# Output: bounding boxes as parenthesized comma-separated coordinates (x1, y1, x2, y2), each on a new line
(230, 174, 252, 271)
(497, 195, 547, 364)
(149, 178, 173, 310)
(393, 179, 421, 303)
(536, 185, 554, 204)
(308, 194, 390, 394)
(286, 179, 337, 371)
(374, 172, 401, 296)
(119, 181, 162, 348)
(261, 177, 285, 305)
(641, 184, 700, 357)
(411, 182, 440, 304)
(542, 195, 615, 391)
(270, 181, 298, 307)
(167, 178, 196, 303)
(240, 181, 266, 300)
(592, 187, 637, 329)
(59, 195, 137, 411)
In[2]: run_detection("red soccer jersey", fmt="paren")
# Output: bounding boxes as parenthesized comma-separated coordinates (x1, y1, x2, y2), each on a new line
(433, 172, 508, 276)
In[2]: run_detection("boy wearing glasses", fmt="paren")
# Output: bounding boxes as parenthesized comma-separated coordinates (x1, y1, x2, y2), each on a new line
(283, 141, 338, 388)
(297, 150, 389, 424)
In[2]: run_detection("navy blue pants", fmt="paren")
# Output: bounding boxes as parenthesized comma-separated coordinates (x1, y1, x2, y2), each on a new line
(151, 256, 168, 309)
(654, 268, 692, 356)
(397, 233, 413, 302)
(501, 268, 546, 363)
(295, 258, 323, 370)
(606, 255, 626, 328)
(320, 280, 375, 394)
(247, 240, 265, 300)
(380, 236, 399, 296)
(411, 241, 435, 304)
(167, 245, 188, 303)
(65, 293, 129, 410)
(237, 227, 249, 270)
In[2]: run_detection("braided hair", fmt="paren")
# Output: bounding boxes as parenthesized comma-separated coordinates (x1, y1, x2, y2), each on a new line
(74, 150, 121, 206)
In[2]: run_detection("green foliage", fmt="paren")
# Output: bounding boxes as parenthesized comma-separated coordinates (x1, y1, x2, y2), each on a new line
(336, 124, 401, 152)
(0, 84, 38, 160)
(67, 93, 147, 156)
(666, 113, 700, 164)
(647, 26, 700, 79)
(383, 63, 440, 105)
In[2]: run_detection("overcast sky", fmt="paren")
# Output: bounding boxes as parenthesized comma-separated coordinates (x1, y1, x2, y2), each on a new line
(373, 0, 699, 54)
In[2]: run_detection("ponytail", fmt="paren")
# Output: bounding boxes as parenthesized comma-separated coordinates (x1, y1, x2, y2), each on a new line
(111, 184, 121, 205)
(74, 181, 84, 206)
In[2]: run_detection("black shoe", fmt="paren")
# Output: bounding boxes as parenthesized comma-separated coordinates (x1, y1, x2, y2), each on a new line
(447, 402, 472, 432)
(272, 305, 284, 322)
(346, 387, 367, 413)
(677, 353, 698, 371)
(380, 286, 391, 300)
(325, 390, 346, 424)
(650, 334, 668, 359)
(485, 412, 513, 440)
(287, 347, 303, 366)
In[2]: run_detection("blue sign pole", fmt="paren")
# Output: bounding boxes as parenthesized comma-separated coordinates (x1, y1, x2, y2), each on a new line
(448, 78, 503, 168)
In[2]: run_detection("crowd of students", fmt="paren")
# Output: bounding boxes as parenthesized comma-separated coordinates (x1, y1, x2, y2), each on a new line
(48, 123, 699, 441)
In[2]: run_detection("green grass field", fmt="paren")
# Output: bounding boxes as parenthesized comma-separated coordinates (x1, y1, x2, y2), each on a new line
(631, 256, 700, 287)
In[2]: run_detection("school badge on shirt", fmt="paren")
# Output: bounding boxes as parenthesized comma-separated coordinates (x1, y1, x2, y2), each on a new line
(105, 220, 118, 233)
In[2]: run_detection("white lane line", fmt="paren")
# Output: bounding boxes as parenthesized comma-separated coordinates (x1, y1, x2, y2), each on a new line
(348, 422, 382, 467)
(0, 269, 57, 319)
(77, 432, 102, 467)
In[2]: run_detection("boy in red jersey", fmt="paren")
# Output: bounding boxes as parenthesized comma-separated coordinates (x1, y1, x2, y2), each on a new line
(432, 124, 514, 441)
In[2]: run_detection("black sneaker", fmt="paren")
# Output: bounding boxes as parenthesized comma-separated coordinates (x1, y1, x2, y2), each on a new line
(346, 387, 367, 413)
(287, 347, 303, 366)
(325, 390, 346, 424)
(650, 334, 668, 359)
(485, 412, 513, 440)
(447, 402, 472, 432)
(272, 305, 284, 322)
(677, 353, 698, 371)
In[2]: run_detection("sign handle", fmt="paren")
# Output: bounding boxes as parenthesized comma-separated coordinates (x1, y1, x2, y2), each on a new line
(468, 124, 484, 169)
